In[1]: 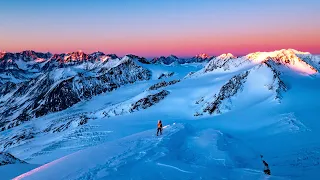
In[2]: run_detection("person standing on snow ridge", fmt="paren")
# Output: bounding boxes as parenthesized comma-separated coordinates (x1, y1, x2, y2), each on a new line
(157, 120, 163, 136)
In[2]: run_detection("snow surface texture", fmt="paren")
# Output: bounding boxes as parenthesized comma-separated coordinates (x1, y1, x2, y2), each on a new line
(0, 49, 320, 179)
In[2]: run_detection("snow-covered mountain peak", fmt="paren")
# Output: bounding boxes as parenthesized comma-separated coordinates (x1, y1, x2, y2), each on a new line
(49, 51, 119, 65)
(216, 53, 237, 60)
(89, 51, 108, 62)
(195, 53, 210, 59)
(151, 55, 180, 65)
(168, 54, 179, 59)
(286, 49, 310, 55)
(0, 50, 52, 62)
(120, 55, 132, 62)
(246, 49, 310, 63)
(21, 50, 38, 57)
(64, 50, 88, 62)
(100, 55, 113, 62)
(89, 51, 105, 57)
(246, 49, 317, 74)
(0, 51, 6, 59)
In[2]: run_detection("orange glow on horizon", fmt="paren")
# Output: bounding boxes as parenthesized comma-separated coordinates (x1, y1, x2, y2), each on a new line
(1, 30, 320, 57)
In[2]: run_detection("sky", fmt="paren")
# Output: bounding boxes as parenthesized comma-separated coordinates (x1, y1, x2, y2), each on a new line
(0, 0, 319, 57)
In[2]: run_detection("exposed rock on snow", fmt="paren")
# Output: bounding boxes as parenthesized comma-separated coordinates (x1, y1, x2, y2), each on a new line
(158, 72, 174, 79)
(151, 54, 211, 65)
(151, 55, 180, 65)
(0, 152, 27, 166)
(204, 54, 247, 72)
(184, 53, 212, 63)
(195, 97, 204, 105)
(184, 71, 196, 79)
(0, 50, 52, 63)
(263, 61, 288, 100)
(43, 114, 90, 134)
(1, 113, 92, 151)
(0, 57, 151, 131)
(0, 82, 17, 97)
(196, 62, 289, 116)
(102, 90, 170, 117)
(297, 54, 320, 72)
(130, 90, 170, 112)
(47, 51, 118, 67)
(196, 71, 250, 116)
(148, 80, 180, 91)
(126, 54, 150, 64)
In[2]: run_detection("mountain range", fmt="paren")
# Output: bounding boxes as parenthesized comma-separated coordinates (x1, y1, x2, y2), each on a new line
(1, 49, 320, 180)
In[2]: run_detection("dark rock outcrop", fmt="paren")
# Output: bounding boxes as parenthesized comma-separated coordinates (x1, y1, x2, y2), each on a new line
(204, 56, 247, 73)
(184, 54, 213, 63)
(0, 82, 16, 97)
(0, 50, 52, 62)
(102, 90, 170, 117)
(0, 152, 27, 166)
(42, 114, 90, 134)
(0, 57, 152, 131)
(297, 54, 320, 71)
(130, 90, 170, 112)
(126, 54, 150, 64)
(149, 80, 180, 91)
(150, 54, 211, 65)
(151, 55, 180, 65)
(264, 60, 288, 100)
(202, 71, 249, 115)
(158, 72, 174, 79)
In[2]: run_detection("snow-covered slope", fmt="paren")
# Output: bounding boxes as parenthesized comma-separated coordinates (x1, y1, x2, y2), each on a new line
(195, 64, 287, 116)
(297, 54, 320, 71)
(0, 55, 152, 132)
(0, 49, 320, 180)
(13, 124, 286, 180)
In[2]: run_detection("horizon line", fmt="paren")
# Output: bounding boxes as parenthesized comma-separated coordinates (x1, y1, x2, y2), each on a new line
(0, 48, 318, 59)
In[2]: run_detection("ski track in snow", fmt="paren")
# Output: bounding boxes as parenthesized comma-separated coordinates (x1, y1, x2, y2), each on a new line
(13, 124, 188, 179)
(12, 123, 271, 180)
(156, 163, 194, 173)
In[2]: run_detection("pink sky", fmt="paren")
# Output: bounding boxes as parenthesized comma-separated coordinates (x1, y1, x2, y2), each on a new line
(1, 0, 319, 57)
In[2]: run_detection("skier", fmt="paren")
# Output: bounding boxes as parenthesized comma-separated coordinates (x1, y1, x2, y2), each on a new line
(157, 120, 163, 136)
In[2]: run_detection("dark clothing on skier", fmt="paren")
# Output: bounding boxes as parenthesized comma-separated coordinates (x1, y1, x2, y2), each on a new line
(157, 127, 162, 136)
(157, 120, 163, 136)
